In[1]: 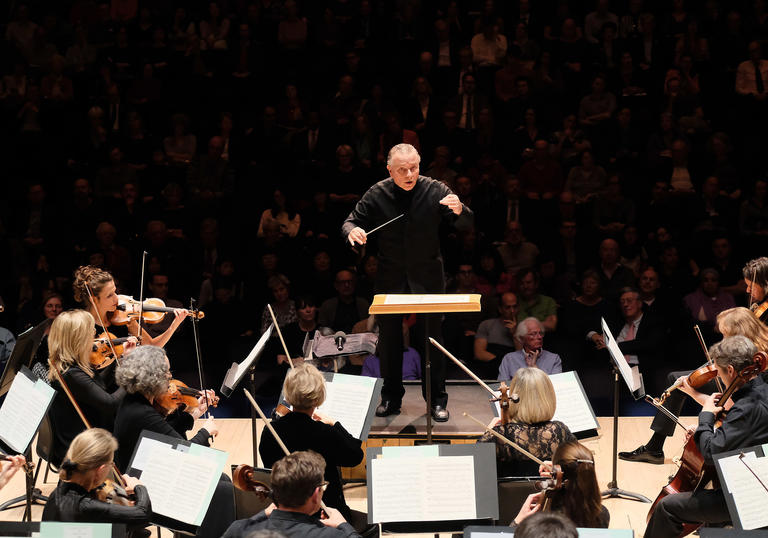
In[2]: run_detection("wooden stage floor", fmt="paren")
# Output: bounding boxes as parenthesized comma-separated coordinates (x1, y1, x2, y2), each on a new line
(0, 411, 696, 537)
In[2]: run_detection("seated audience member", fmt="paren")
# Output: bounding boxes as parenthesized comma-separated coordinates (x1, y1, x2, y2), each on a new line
(517, 268, 558, 331)
(512, 441, 608, 529)
(515, 512, 578, 538)
(144, 272, 185, 339)
(593, 238, 635, 300)
(278, 295, 319, 366)
(499, 317, 562, 380)
(257, 187, 301, 239)
(496, 221, 540, 274)
(683, 268, 735, 330)
(260, 274, 298, 335)
(113, 346, 232, 538)
(260, 364, 363, 522)
(222, 451, 360, 538)
(42, 429, 151, 537)
(318, 270, 370, 334)
(478, 367, 575, 477)
(473, 292, 519, 379)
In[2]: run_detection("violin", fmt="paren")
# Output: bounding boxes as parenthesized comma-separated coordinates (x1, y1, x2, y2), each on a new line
(153, 379, 219, 415)
(751, 299, 768, 320)
(110, 295, 204, 326)
(232, 464, 272, 498)
(657, 363, 719, 405)
(90, 331, 134, 370)
(647, 351, 768, 537)
(94, 478, 135, 506)
(536, 464, 565, 512)
(0, 454, 34, 476)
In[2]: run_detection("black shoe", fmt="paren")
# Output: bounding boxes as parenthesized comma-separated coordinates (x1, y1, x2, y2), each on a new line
(618, 445, 664, 464)
(431, 406, 449, 422)
(375, 400, 401, 417)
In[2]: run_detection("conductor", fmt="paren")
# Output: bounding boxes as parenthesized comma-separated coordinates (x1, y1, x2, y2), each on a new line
(342, 143, 473, 421)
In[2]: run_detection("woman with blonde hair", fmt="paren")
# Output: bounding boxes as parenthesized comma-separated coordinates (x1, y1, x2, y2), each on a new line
(42, 428, 151, 536)
(477, 367, 576, 477)
(259, 363, 363, 523)
(513, 441, 609, 528)
(48, 310, 130, 467)
(716, 307, 768, 352)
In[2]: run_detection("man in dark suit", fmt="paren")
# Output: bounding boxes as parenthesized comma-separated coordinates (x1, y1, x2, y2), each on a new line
(343, 143, 473, 421)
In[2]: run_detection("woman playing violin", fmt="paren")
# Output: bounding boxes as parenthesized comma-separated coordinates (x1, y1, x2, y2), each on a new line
(622, 306, 768, 464)
(48, 310, 133, 467)
(513, 441, 609, 529)
(259, 363, 363, 523)
(744, 256, 768, 324)
(73, 265, 189, 349)
(112, 346, 234, 538)
(645, 336, 768, 537)
(477, 367, 576, 477)
(42, 428, 151, 538)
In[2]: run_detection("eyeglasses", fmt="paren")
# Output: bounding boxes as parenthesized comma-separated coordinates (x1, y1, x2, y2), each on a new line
(316, 481, 329, 491)
(527, 331, 544, 337)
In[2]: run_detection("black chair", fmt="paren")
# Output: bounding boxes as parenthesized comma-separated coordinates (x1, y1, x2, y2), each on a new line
(35, 413, 58, 485)
(496, 476, 540, 526)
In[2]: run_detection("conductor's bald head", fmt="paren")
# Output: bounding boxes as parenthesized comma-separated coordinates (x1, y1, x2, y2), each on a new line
(387, 144, 421, 191)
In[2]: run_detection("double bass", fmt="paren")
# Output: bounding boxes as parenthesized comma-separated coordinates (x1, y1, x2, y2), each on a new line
(646, 351, 768, 536)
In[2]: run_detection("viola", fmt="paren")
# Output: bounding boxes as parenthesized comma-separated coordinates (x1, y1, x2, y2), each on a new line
(153, 379, 219, 415)
(647, 351, 768, 537)
(94, 478, 135, 506)
(232, 464, 271, 498)
(110, 295, 204, 326)
(90, 331, 134, 370)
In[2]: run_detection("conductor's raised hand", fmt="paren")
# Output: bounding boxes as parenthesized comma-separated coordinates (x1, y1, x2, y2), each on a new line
(439, 194, 463, 215)
(348, 227, 367, 246)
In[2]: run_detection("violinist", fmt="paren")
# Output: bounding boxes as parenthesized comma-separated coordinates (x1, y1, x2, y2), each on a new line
(48, 310, 132, 467)
(41, 428, 151, 538)
(73, 265, 189, 349)
(621, 306, 768, 465)
(513, 441, 609, 529)
(743, 256, 768, 324)
(259, 364, 363, 524)
(477, 367, 575, 477)
(222, 451, 361, 538)
(645, 336, 768, 537)
(112, 346, 234, 538)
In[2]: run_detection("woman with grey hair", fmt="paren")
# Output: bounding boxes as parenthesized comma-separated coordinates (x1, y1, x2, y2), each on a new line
(113, 346, 234, 538)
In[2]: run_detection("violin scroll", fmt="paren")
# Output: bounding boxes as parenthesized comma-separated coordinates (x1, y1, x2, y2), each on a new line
(232, 464, 272, 499)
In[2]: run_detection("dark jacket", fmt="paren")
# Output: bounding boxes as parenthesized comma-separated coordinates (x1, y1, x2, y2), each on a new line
(112, 392, 210, 471)
(259, 412, 363, 521)
(222, 509, 360, 538)
(42, 480, 151, 538)
(341, 175, 473, 294)
(49, 365, 126, 467)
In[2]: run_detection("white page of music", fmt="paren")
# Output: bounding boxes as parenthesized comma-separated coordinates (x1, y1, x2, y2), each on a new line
(316, 374, 376, 439)
(718, 452, 768, 530)
(138, 443, 221, 525)
(371, 455, 476, 522)
(0, 372, 54, 453)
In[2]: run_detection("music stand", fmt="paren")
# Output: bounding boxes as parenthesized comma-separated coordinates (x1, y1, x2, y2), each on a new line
(0, 318, 50, 398)
(600, 319, 650, 503)
(220, 324, 273, 464)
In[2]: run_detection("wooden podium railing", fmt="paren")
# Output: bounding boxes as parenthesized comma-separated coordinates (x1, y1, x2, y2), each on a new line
(369, 293, 481, 443)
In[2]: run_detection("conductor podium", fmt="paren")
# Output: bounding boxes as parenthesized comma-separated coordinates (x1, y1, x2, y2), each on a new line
(369, 293, 481, 443)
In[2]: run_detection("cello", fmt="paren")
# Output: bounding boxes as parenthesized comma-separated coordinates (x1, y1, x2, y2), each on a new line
(646, 351, 768, 536)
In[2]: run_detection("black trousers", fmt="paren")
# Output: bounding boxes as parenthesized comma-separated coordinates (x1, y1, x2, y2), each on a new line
(644, 489, 730, 537)
(651, 369, 719, 437)
(378, 312, 447, 407)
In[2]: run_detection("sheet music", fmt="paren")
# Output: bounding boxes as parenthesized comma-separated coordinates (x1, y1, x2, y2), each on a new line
(382, 294, 471, 305)
(39, 522, 112, 538)
(602, 318, 640, 392)
(718, 452, 768, 529)
(316, 374, 377, 439)
(131, 439, 226, 525)
(370, 455, 476, 522)
(234, 325, 273, 382)
(0, 370, 55, 453)
(491, 371, 598, 434)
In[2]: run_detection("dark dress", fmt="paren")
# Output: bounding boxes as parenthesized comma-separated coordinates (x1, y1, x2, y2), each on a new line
(42, 480, 151, 538)
(259, 411, 363, 521)
(112, 392, 233, 538)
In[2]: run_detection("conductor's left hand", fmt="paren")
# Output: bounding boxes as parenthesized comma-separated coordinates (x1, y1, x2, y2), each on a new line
(440, 194, 463, 215)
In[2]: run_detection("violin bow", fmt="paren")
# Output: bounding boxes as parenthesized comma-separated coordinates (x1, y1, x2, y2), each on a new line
(51, 365, 128, 488)
(643, 395, 689, 433)
(463, 411, 544, 465)
(242, 389, 328, 510)
(190, 296, 213, 422)
(136, 251, 148, 342)
(85, 283, 121, 366)
(693, 324, 724, 393)
(268, 304, 295, 369)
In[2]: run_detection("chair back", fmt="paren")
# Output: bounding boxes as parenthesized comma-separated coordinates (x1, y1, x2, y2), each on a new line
(496, 476, 540, 525)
